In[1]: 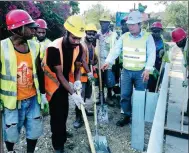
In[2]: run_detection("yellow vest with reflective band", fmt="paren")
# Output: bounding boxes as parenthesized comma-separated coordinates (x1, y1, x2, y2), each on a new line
(39, 39, 51, 60)
(0, 38, 41, 109)
(32, 37, 51, 60)
(122, 32, 149, 71)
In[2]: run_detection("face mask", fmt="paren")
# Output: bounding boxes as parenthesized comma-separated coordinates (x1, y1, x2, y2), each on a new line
(176, 38, 186, 48)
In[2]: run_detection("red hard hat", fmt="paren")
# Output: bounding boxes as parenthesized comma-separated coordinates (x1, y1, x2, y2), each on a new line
(6, 9, 35, 30)
(151, 22, 163, 29)
(35, 19, 48, 29)
(171, 27, 187, 43)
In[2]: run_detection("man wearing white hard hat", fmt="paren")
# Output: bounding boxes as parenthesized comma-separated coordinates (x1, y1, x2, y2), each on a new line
(102, 11, 156, 127)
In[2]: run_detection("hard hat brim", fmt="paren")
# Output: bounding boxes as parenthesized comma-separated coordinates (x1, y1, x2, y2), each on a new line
(64, 23, 85, 38)
(126, 20, 141, 24)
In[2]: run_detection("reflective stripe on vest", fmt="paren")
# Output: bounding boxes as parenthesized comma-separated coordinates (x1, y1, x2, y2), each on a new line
(42, 37, 79, 102)
(122, 32, 149, 71)
(0, 38, 41, 109)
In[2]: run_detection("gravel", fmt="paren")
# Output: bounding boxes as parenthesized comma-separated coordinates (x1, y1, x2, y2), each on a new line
(4, 87, 152, 153)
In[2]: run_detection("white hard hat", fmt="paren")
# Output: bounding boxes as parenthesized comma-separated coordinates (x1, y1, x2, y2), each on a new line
(126, 11, 142, 24)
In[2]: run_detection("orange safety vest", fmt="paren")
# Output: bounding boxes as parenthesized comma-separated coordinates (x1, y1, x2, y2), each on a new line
(42, 37, 79, 102)
(80, 42, 97, 82)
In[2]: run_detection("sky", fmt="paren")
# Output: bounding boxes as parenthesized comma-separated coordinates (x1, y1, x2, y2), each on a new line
(79, 1, 166, 14)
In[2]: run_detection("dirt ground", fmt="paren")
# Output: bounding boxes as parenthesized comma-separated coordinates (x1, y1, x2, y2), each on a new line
(4, 88, 152, 153)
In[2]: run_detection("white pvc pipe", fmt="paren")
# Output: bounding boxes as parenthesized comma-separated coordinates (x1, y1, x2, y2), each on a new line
(147, 63, 170, 153)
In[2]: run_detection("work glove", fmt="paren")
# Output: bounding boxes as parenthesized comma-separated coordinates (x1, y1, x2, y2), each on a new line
(182, 80, 188, 88)
(87, 72, 94, 82)
(74, 80, 82, 92)
(41, 94, 49, 114)
(69, 93, 85, 110)
(153, 68, 160, 80)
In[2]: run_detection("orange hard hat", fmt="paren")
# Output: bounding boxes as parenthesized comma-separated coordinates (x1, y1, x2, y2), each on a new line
(35, 19, 48, 29)
(171, 27, 187, 43)
(6, 9, 35, 30)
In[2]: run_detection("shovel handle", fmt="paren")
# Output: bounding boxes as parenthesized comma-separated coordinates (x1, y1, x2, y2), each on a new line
(155, 61, 165, 93)
(96, 40, 103, 92)
(77, 91, 96, 153)
(0, 111, 3, 153)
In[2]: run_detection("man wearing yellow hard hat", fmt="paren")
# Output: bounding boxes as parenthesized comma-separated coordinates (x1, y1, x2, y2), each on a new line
(73, 23, 98, 128)
(41, 15, 86, 153)
(96, 14, 118, 106)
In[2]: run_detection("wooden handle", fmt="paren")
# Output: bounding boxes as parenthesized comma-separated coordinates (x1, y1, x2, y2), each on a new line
(77, 91, 96, 153)
(0, 111, 4, 153)
(155, 62, 164, 93)
(96, 40, 103, 91)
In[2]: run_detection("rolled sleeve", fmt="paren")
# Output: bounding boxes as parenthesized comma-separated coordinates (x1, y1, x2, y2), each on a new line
(145, 34, 156, 71)
(105, 35, 124, 65)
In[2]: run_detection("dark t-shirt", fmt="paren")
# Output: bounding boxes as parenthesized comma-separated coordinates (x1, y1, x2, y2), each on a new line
(46, 41, 82, 97)
(47, 42, 82, 81)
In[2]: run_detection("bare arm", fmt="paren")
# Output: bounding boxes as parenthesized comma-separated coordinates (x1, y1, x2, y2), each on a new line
(81, 45, 90, 73)
(54, 65, 74, 95)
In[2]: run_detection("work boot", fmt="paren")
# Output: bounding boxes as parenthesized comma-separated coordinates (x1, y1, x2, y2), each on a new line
(116, 116, 130, 127)
(73, 108, 83, 128)
(106, 97, 114, 107)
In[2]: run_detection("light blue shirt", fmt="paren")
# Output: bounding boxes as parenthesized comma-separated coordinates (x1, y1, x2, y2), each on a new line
(105, 31, 156, 71)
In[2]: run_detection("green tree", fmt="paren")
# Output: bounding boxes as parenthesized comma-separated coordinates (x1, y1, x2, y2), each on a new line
(159, 1, 188, 30)
(0, 1, 80, 40)
(83, 3, 113, 29)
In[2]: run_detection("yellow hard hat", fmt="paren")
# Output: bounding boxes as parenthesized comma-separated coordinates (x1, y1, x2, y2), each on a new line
(64, 15, 85, 38)
(99, 14, 111, 22)
(85, 23, 97, 32)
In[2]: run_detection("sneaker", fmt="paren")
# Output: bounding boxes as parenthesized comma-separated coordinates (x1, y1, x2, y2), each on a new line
(116, 116, 130, 127)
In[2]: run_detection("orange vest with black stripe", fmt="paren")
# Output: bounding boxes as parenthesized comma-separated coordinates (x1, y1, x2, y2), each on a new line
(80, 42, 97, 82)
(42, 37, 79, 102)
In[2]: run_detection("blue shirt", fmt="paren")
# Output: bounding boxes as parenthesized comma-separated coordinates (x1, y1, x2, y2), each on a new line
(105, 31, 156, 71)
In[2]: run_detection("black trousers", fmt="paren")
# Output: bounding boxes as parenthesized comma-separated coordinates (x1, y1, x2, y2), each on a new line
(49, 87, 69, 150)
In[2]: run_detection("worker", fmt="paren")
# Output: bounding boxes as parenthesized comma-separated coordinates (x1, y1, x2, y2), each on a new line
(109, 21, 114, 32)
(42, 15, 85, 153)
(101, 11, 156, 127)
(171, 27, 188, 125)
(34, 19, 51, 61)
(147, 22, 170, 92)
(120, 16, 129, 35)
(96, 14, 117, 106)
(0, 9, 46, 153)
(73, 23, 98, 128)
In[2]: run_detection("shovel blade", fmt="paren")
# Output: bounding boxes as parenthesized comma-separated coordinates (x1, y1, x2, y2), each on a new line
(94, 135, 110, 153)
(97, 105, 109, 124)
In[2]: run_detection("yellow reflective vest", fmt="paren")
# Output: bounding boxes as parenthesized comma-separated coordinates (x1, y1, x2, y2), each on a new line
(33, 37, 51, 60)
(0, 38, 41, 109)
(122, 32, 149, 71)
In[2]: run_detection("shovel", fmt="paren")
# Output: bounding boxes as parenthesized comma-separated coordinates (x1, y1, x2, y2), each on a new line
(96, 40, 109, 124)
(0, 100, 4, 153)
(90, 65, 110, 153)
(76, 90, 96, 153)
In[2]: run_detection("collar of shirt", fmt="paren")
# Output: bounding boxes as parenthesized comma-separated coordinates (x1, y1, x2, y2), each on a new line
(128, 31, 144, 39)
